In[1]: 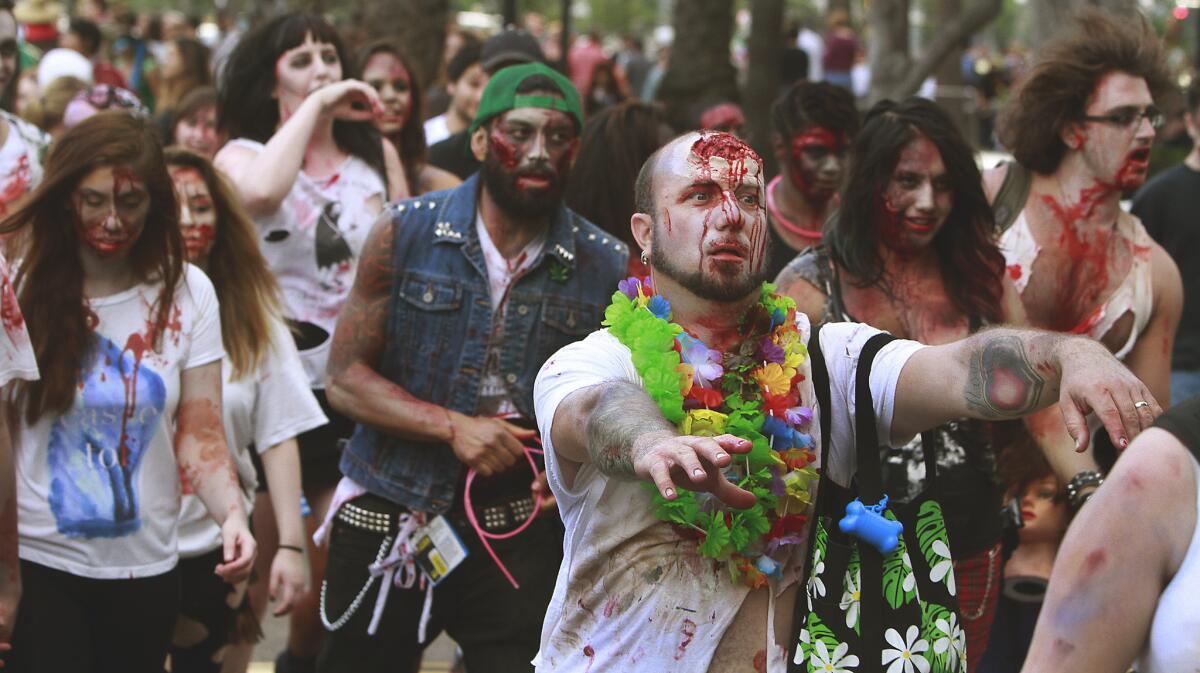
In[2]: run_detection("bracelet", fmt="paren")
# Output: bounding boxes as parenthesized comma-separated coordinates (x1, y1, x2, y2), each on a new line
(278, 544, 305, 554)
(1066, 470, 1104, 510)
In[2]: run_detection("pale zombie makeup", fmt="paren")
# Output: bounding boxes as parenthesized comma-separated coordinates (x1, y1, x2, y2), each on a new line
(174, 105, 219, 159)
(1075, 71, 1157, 190)
(480, 106, 579, 218)
(878, 134, 952, 254)
(170, 166, 217, 263)
(651, 133, 768, 301)
(274, 33, 343, 121)
(72, 165, 150, 260)
(787, 126, 847, 203)
(362, 52, 412, 135)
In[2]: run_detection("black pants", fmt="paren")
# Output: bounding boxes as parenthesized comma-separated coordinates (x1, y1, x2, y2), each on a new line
(6, 559, 180, 673)
(317, 495, 562, 673)
(171, 548, 240, 673)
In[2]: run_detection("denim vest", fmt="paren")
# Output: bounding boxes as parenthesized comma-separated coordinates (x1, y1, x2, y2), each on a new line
(340, 174, 629, 512)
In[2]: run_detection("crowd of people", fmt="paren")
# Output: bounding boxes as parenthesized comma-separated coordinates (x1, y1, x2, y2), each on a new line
(0, 2, 1193, 673)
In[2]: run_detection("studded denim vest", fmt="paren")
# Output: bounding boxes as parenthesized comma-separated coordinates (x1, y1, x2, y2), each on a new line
(339, 174, 629, 512)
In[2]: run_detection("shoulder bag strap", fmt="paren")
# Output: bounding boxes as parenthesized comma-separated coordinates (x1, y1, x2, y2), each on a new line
(853, 331, 899, 666)
(992, 160, 1033, 234)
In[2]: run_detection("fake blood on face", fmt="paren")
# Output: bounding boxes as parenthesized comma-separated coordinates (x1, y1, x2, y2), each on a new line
(687, 133, 767, 273)
(788, 126, 843, 201)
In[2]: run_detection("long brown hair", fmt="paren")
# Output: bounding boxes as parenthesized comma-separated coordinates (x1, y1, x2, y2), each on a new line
(165, 146, 282, 380)
(353, 41, 425, 191)
(1, 112, 183, 423)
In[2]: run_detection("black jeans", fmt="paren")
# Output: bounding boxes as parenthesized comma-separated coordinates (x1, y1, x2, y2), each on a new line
(171, 548, 240, 673)
(6, 559, 180, 673)
(317, 495, 562, 673)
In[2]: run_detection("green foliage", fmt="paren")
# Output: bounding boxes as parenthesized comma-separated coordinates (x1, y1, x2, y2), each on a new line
(699, 512, 732, 558)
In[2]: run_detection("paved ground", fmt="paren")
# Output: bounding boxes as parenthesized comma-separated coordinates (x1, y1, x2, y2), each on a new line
(248, 611, 457, 672)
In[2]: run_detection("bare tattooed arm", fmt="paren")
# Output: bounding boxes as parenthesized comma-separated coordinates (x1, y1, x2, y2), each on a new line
(549, 381, 756, 506)
(892, 327, 1160, 449)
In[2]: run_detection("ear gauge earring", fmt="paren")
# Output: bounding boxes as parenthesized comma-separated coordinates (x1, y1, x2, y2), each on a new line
(640, 249, 650, 266)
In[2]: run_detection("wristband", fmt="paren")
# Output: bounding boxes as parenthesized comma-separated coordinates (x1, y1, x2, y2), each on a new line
(278, 544, 305, 554)
(1066, 469, 1104, 510)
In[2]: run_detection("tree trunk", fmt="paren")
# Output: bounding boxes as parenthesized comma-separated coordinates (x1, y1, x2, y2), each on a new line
(745, 0, 785, 175)
(657, 0, 739, 131)
(867, 0, 911, 104)
(871, 0, 1003, 101)
(364, 0, 450, 94)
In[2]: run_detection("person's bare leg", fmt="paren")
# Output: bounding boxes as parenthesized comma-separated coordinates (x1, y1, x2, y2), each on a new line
(286, 484, 335, 660)
(221, 491, 278, 673)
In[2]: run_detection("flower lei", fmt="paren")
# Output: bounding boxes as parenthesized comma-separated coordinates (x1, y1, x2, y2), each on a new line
(604, 276, 820, 588)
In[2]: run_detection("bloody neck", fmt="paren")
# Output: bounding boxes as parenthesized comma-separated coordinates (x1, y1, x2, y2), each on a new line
(651, 268, 757, 353)
(1035, 154, 1124, 230)
(768, 175, 826, 239)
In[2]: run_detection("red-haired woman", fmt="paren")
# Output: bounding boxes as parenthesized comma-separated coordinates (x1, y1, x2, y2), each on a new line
(166, 147, 326, 673)
(0, 112, 254, 671)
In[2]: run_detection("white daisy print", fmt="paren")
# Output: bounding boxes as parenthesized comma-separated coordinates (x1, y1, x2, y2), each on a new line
(928, 539, 957, 596)
(934, 613, 967, 673)
(881, 625, 930, 673)
(811, 640, 860, 673)
(839, 568, 861, 629)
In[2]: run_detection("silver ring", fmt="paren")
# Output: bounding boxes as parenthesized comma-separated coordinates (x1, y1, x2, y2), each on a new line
(1134, 401, 1150, 410)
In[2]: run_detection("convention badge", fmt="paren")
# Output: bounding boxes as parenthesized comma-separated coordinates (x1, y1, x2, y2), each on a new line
(411, 515, 469, 584)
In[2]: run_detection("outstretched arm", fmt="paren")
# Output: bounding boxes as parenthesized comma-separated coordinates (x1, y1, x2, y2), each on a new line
(1020, 428, 1195, 673)
(892, 328, 1161, 449)
(550, 381, 756, 508)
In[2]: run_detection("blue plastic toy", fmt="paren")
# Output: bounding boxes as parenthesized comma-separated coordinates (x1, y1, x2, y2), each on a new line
(839, 495, 904, 555)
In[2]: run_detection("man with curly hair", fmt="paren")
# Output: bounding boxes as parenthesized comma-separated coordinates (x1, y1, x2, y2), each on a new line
(984, 8, 1183, 505)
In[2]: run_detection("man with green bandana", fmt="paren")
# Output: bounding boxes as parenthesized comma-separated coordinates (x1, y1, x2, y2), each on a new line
(316, 63, 628, 673)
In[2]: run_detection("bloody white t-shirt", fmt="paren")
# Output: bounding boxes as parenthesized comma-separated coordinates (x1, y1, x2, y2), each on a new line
(532, 317, 924, 672)
(177, 314, 328, 557)
(0, 111, 49, 219)
(225, 138, 386, 388)
(0, 252, 38, 386)
(17, 264, 224, 579)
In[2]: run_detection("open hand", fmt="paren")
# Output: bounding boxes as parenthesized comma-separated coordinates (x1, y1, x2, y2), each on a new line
(1057, 339, 1163, 452)
(632, 433, 757, 509)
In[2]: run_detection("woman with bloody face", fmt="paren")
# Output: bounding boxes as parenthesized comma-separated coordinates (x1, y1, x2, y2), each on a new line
(776, 97, 1025, 670)
(214, 12, 406, 670)
(354, 41, 461, 195)
(0, 112, 254, 672)
(764, 81, 859, 280)
(164, 148, 326, 673)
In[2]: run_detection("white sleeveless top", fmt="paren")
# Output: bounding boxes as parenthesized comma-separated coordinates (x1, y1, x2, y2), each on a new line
(225, 138, 386, 388)
(1136, 455, 1200, 673)
(1000, 211, 1153, 360)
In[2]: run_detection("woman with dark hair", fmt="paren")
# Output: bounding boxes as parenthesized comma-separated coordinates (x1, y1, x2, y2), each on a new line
(354, 41, 460, 195)
(214, 11, 406, 670)
(776, 97, 1025, 671)
(565, 100, 670, 276)
(165, 147, 326, 673)
(169, 86, 219, 159)
(156, 37, 211, 117)
(0, 111, 254, 672)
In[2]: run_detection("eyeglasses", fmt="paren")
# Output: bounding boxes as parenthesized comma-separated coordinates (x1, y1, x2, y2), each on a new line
(1081, 106, 1164, 131)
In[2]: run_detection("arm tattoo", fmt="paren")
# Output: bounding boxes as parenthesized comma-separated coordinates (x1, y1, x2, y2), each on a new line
(964, 334, 1047, 418)
(584, 382, 674, 478)
(326, 215, 395, 380)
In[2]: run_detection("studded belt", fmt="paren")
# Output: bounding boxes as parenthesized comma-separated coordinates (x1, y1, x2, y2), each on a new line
(336, 500, 399, 534)
(448, 496, 537, 534)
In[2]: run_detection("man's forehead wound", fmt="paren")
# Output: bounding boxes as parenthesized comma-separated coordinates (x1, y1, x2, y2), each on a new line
(684, 132, 763, 186)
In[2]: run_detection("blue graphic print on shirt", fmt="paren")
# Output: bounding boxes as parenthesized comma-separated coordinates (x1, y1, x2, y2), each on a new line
(47, 334, 166, 538)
